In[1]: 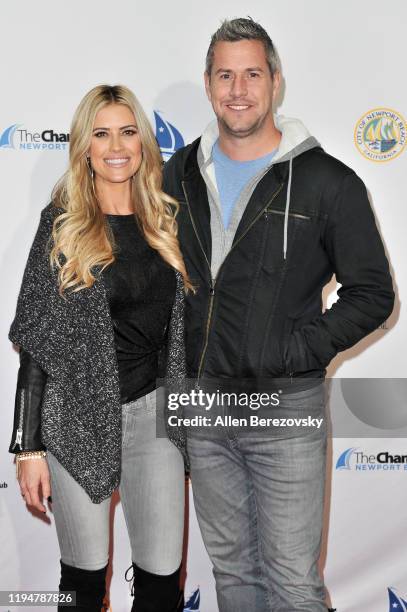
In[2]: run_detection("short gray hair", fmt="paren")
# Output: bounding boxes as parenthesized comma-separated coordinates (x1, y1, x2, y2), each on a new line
(205, 17, 279, 77)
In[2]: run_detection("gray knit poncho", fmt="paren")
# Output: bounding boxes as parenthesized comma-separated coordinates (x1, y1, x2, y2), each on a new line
(9, 203, 187, 503)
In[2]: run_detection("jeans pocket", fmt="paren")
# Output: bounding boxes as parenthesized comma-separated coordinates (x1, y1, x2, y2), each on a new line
(279, 382, 326, 410)
(121, 408, 129, 447)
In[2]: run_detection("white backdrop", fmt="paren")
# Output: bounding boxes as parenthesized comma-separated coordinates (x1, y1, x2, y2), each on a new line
(1, 1, 406, 611)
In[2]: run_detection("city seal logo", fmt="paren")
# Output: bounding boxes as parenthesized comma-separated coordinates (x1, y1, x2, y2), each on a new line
(354, 107, 406, 162)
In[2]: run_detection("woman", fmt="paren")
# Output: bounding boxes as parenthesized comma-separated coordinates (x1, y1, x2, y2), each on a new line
(8, 84, 191, 612)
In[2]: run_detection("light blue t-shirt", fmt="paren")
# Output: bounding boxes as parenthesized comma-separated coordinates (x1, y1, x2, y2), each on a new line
(212, 140, 277, 228)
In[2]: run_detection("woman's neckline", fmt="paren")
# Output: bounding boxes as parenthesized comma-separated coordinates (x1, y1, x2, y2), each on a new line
(104, 212, 135, 221)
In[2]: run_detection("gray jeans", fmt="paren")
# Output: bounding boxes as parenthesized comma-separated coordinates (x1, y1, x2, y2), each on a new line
(47, 389, 185, 573)
(187, 383, 328, 612)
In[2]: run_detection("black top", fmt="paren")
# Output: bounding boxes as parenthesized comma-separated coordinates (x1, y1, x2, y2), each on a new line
(104, 213, 176, 403)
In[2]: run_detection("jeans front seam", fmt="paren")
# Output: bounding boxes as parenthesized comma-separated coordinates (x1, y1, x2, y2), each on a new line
(47, 452, 79, 568)
(241, 447, 273, 612)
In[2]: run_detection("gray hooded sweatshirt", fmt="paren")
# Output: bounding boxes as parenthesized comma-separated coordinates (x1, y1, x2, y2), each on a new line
(197, 114, 320, 279)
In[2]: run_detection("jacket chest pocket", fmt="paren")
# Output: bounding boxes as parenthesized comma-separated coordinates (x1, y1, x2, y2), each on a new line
(261, 207, 315, 272)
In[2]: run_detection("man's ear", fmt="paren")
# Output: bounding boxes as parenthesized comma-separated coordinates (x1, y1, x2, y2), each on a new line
(272, 70, 281, 102)
(204, 71, 212, 102)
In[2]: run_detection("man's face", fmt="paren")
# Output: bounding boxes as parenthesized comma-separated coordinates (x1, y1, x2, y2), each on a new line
(205, 39, 280, 139)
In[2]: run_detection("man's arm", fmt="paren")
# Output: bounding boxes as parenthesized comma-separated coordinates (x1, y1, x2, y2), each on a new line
(287, 172, 395, 373)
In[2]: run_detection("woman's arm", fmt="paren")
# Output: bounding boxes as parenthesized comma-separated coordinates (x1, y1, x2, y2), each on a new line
(9, 350, 47, 453)
(9, 350, 51, 513)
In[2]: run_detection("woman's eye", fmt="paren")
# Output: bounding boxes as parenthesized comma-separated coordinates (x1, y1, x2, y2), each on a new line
(94, 131, 107, 137)
(123, 129, 138, 136)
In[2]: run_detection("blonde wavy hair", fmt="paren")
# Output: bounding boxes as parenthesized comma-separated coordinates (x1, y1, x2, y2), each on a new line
(51, 84, 192, 293)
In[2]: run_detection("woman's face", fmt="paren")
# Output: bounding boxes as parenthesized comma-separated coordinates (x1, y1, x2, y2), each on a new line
(88, 103, 142, 186)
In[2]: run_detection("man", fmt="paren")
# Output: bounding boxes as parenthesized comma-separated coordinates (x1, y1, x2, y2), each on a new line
(163, 17, 394, 612)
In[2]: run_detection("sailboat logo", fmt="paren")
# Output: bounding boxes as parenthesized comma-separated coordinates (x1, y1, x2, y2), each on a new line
(0, 124, 20, 149)
(364, 118, 397, 153)
(388, 587, 407, 611)
(184, 587, 200, 611)
(354, 107, 406, 162)
(335, 447, 357, 470)
(154, 111, 184, 161)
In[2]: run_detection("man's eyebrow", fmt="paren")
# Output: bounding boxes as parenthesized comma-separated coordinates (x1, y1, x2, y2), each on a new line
(214, 67, 265, 74)
(92, 124, 137, 132)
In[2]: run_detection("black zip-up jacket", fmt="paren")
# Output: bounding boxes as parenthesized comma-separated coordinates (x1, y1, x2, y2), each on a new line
(163, 138, 394, 392)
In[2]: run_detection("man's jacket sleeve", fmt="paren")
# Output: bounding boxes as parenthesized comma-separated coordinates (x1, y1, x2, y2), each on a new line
(287, 172, 395, 372)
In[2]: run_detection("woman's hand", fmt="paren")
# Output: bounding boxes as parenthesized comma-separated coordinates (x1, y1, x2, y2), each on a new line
(18, 458, 51, 513)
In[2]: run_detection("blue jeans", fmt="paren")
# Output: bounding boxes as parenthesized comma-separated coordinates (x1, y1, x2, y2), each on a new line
(47, 389, 185, 573)
(186, 383, 327, 611)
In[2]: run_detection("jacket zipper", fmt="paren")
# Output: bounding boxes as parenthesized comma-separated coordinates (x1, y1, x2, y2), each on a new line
(11, 388, 25, 450)
(182, 181, 284, 383)
(284, 324, 294, 383)
(196, 282, 215, 379)
(265, 208, 311, 221)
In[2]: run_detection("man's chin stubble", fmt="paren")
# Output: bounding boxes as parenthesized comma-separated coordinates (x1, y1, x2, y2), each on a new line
(219, 116, 264, 139)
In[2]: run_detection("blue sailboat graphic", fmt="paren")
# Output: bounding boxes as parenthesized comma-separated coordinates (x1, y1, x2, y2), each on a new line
(335, 448, 357, 470)
(154, 111, 184, 161)
(0, 123, 19, 148)
(388, 587, 407, 611)
(184, 587, 200, 611)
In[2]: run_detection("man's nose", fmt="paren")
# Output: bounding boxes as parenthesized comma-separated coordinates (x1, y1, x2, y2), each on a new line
(230, 74, 248, 98)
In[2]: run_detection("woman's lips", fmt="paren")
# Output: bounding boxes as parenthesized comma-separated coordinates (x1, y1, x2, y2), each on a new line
(104, 157, 130, 167)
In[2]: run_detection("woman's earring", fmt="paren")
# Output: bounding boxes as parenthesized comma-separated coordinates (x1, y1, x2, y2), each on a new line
(86, 156, 96, 195)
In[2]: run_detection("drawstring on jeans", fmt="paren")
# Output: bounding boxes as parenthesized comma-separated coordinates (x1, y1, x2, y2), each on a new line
(283, 157, 293, 260)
